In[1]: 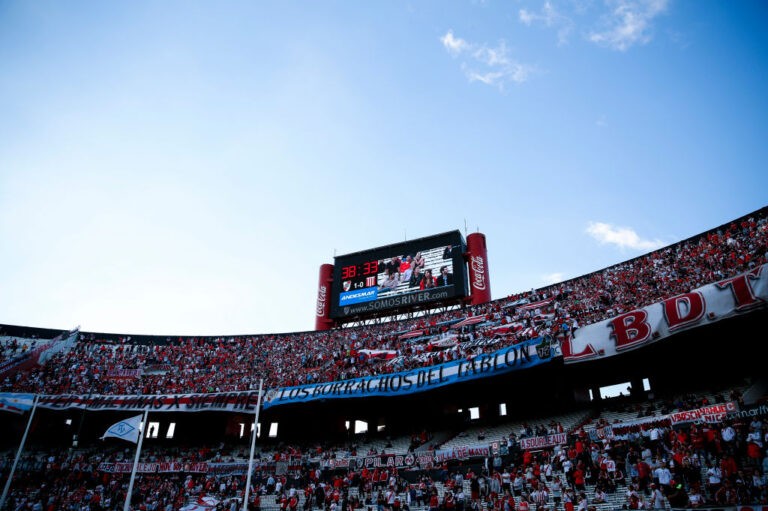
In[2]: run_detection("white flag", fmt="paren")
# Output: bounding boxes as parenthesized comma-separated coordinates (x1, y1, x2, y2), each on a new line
(102, 414, 143, 443)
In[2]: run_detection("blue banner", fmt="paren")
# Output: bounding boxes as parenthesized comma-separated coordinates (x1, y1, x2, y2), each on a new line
(339, 287, 378, 306)
(262, 339, 555, 409)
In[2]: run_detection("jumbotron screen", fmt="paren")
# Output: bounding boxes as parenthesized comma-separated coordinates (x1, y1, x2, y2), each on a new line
(330, 231, 468, 320)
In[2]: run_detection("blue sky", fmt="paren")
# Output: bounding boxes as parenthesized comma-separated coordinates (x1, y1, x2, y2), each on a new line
(1, 0, 766, 336)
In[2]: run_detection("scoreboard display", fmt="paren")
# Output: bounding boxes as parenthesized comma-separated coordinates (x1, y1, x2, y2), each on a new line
(330, 231, 468, 320)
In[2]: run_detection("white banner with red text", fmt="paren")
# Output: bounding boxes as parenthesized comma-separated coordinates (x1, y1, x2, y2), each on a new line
(32, 391, 263, 413)
(519, 432, 568, 451)
(670, 402, 738, 425)
(563, 264, 767, 364)
(321, 445, 492, 470)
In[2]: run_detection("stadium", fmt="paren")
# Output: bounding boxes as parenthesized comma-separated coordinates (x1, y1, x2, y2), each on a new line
(1, 206, 766, 511)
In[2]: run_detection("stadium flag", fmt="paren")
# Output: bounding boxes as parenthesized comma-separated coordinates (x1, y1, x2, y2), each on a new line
(102, 414, 143, 443)
(123, 409, 149, 511)
(0, 328, 79, 383)
(180, 496, 220, 511)
(38, 327, 79, 365)
(243, 379, 264, 511)
(0, 395, 39, 509)
(451, 316, 486, 329)
(0, 393, 35, 414)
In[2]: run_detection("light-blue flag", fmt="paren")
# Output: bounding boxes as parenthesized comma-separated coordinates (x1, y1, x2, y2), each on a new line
(0, 393, 35, 414)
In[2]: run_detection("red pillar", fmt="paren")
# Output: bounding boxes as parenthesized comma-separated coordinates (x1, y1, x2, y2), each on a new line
(315, 264, 334, 331)
(466, 232, 491, 305)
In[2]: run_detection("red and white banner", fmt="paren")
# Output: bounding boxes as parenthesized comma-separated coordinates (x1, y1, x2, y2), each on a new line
(98, 461, 209, 473)
(519, 432, 568, 451)
(433, 445, 491, 462)
(106, 369, 142, 379)
(322, 448, 489, 469)
(670, 402, 737, 425)
(563, 264, 767, 363)
(0, 329, 78, 381)
(492, 323, 523, 335)
(589, 425, 614, 441)
(452, 316, 487, 329)
(516, 299, 553, 312)
(180, 496, 221, 511)
(428, 336, 459, 349)
(34, 390, 262, 413)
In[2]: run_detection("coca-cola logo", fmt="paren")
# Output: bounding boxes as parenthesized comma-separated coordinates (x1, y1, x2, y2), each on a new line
(316, 285, 327, 316)
(470, 255, 486, 290)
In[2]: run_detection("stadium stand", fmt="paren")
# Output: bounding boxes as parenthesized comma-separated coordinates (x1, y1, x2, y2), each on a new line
(0, 207, 767, 510)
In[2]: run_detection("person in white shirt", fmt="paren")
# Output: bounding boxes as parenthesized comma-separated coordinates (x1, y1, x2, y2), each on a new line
(653, 464, 672, 492)
(592, 489, 606, 504)
(562, 459, 573, 479)
(641, 446, 653, 466)
(541, 461, 553, 482)
(706, 462, 722, 498)
(688, 486, 704, 508)
(649, 484, 665, 510)
(747, 426, 763, 448)
(501, 469, 511, 493)
(576, 494, 588, 511)
(649, 427, 663, 450)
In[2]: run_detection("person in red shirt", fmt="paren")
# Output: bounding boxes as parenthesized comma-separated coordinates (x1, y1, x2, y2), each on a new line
(443, 490, 456, 511)
(429, 491, 440, 511)
(574, 439, 586, 466)
(720, 454, 738, 480)
(572, 465, 586, 492)
(523, 451, 533, 467)
(637, 460, 652, 494)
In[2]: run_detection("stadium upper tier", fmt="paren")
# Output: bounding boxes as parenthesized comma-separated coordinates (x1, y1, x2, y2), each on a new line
(1, 208, 766, 396)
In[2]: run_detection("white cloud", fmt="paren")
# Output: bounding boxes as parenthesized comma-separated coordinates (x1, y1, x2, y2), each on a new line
(586, 221, 665, 251)
(519, 9, 536, 25)
(440, 31, 535, 89)
(588, 0, 669, 51)
(440, 30, 469, 55)
(518, 2, 574, 45)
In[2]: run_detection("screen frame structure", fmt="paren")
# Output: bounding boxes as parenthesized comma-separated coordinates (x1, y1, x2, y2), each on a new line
(329, 231, 468, 321)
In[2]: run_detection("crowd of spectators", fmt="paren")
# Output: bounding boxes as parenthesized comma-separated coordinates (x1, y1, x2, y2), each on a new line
(0, 337, 35, 368)
(3, 383, 768, 510)
(1, 210, 765, 398)
(1, 209, 767, 509)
